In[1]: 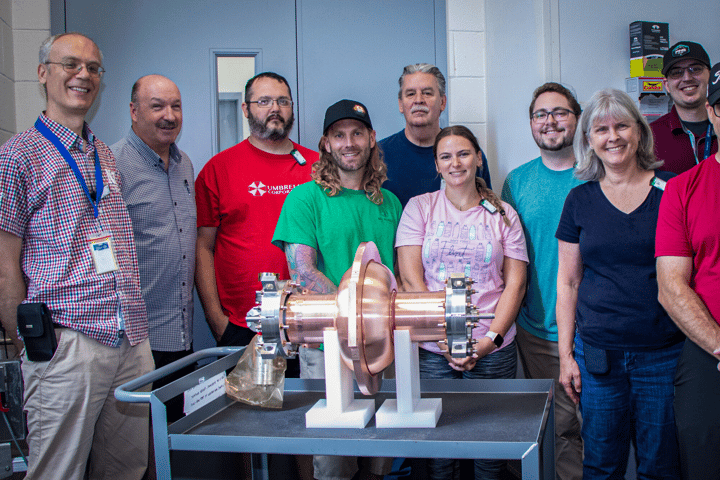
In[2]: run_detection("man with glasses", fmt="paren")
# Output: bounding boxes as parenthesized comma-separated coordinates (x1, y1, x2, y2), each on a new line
(380, 63, 492, 207)
(501, 82, 583, 480)
(195, 72, 317, 348)
(656, 62, 720, 480)
(651, 41, 717, 174)
(0, 33, 153, 479)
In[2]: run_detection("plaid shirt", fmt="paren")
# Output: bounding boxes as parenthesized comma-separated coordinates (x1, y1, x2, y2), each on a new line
(0, 115, 148, 347)
(112, 130, 196, 352)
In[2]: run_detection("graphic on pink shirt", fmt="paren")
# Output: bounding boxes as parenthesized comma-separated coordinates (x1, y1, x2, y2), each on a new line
(396, 190, 529, 354)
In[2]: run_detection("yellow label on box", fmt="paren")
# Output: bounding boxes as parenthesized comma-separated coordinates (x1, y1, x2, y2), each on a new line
(643, 80, 663, 92)
(630, 56, 663, 77)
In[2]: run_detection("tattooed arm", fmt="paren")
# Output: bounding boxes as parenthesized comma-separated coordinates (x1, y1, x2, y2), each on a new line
(283, 243, 337, 294)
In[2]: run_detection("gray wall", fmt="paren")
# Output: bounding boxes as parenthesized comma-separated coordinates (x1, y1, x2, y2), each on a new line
(487, 0, 720, 184)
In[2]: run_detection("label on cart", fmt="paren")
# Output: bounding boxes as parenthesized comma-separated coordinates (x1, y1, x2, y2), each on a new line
(184, 372, 227, 415)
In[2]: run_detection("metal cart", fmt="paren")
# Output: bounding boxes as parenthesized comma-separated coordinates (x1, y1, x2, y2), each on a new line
(116, 347, 555, 480)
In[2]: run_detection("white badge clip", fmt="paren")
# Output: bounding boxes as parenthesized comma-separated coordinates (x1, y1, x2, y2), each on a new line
(480, 199, 497, 213)
(650, 177, 666, 191)
(291, 149, 306, 165)
(88, 232, 119, 274)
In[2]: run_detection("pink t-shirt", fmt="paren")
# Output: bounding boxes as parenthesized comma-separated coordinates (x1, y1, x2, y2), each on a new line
(396, 190, 528, 353)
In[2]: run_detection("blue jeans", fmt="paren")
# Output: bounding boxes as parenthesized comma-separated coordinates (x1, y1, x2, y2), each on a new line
(419, 342, 517, 480)
(574, 335, 682, 480)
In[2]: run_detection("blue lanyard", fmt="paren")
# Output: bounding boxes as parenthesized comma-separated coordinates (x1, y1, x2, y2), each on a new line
(35, 118, 103, 218)
(703, 122, 713, 162)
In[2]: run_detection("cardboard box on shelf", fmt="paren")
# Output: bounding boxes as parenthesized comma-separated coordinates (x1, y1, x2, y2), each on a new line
(629, 21, 669, 77)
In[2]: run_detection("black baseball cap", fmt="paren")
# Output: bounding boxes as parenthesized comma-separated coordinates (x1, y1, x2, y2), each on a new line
(662, 41, 711, 76)
(708, 63, 720, 106)
(323, 99, 372, 134)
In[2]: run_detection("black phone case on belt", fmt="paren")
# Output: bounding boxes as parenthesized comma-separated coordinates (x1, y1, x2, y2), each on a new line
(17, 303, 58, 362)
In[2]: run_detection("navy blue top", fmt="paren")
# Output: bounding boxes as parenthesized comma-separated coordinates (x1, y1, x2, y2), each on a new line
(555, 170, 683, 350)
(380, 129, 492, 207)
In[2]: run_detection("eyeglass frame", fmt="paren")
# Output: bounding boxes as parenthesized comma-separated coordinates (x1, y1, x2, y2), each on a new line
(665, 63, 707, 80)
(44, 61, 105, 77)
(712, 102, 720, 118)
(246, 97, 293, 108)
(531, 107, 574, 124)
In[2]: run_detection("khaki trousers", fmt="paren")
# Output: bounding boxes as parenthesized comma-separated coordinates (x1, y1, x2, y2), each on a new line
(22, 329, 154, 480)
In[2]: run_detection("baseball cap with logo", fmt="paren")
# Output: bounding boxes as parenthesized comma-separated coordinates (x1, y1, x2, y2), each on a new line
(707, 63, 720, 106)
(323, 99, 373, 134)
(662, 41, 711, 76)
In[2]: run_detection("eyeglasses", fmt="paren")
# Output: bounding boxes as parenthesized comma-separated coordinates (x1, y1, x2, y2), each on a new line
(246, 97, 293, 108)
(666, 64, 706, 80)
(531, 108, 574, 124)
(45, 61, 105, 77)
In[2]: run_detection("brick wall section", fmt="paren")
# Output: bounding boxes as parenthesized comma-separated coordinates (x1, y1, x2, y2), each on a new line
(446, 0, 489, 183)
(0, 0, 49, 145)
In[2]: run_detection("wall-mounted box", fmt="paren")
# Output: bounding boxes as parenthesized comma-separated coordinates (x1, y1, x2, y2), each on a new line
(625, 77, 670, 120)
(629, 21, 669, 77)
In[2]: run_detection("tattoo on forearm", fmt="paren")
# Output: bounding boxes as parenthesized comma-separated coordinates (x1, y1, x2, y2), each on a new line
(284, 243, 337, 294)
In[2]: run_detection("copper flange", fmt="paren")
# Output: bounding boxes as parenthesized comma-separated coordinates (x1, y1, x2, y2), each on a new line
(248, 242, 483, 395)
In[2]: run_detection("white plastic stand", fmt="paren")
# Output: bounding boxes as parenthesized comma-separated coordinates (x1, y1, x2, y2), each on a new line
(375, 329, 442, 428)
(305, 330, 375, 428)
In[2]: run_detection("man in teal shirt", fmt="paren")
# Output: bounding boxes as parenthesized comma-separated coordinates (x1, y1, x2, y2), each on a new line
(501, 82, 583, 480)
(273, 99, 401, 480)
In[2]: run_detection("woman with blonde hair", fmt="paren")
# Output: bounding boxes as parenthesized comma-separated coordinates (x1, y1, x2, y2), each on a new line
(556, 89, 683, 479)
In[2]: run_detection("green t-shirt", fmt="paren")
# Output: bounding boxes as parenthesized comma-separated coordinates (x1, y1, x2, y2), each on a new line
(272, 181, 402, 286)
(501, 157, 582, 341)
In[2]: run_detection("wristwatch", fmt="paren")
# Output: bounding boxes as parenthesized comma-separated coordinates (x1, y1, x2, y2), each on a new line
(485, 331, 504, 348)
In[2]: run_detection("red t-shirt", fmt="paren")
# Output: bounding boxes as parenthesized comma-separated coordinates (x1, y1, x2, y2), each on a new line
(656, 155, 720, 325)
(195, 139, 317, 327)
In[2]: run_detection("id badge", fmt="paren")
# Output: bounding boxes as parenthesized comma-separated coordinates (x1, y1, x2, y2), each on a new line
(88, 232, 119, 274)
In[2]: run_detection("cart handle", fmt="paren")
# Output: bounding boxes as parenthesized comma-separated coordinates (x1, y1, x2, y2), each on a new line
(115, 346, 243, 403)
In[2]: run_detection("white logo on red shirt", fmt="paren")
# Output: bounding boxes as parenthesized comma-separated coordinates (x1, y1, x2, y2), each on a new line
(248, 182, 300, 196)
(248, 181, 266, 196)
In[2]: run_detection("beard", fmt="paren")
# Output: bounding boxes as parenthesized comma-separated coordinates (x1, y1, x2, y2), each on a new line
(248, 109, 295, 141)
(532, 127, 575, 152)
(328, 145, 371, 173)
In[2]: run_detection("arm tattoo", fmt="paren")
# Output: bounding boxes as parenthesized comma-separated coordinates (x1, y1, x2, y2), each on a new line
(284, 243, 337, 294)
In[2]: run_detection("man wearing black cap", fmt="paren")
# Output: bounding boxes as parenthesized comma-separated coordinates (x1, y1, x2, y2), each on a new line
(272, 99, 401, 480)
(651, 41, 718, 174)
(656, 62, 720, 480)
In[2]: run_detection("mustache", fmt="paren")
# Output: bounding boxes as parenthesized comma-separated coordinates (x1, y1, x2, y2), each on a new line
(266, 114, 285, 124)
(340, 148, 361, 154)
(410, 105, 430, 114)
(156, 120, 177, 129)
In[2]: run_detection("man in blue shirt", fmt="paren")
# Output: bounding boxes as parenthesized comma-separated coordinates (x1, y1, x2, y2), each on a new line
(380, 63, 491, 207)
(501, 82, 583, 480)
